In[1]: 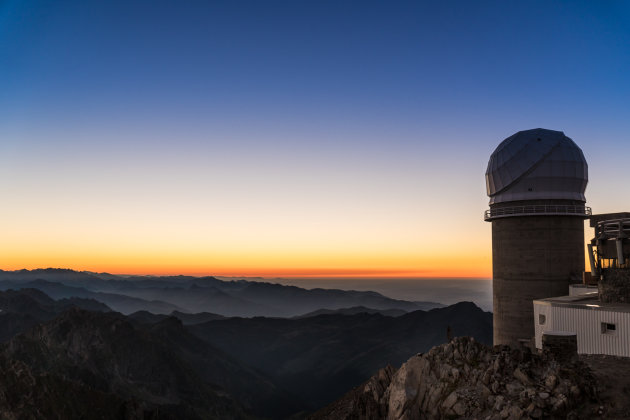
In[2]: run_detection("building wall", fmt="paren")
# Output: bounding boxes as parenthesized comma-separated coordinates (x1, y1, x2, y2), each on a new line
(492, 216, 585, 346)
(534, 303, 630, 357)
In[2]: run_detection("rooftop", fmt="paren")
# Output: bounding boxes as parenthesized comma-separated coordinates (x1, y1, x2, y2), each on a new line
(534, 293, 630, 313)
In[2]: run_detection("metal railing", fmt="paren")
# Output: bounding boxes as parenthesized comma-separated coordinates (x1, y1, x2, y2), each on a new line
(484, 205, 592, 221)
(595, 218, 630, 240)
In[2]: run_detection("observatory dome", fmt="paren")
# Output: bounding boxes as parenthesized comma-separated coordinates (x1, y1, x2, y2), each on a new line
(486, 128, 587, 205)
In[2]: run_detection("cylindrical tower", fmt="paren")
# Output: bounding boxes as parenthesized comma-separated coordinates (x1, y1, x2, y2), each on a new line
(484, 128, 590, 347)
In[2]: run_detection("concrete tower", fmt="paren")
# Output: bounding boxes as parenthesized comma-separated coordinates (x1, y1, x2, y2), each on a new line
(484, 128, 590, 346)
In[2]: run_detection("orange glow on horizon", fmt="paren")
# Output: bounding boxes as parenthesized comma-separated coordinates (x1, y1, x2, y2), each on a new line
(0, 178, 493, 280)
(1, 238, 492, 278)
(1, 257, 492, 279)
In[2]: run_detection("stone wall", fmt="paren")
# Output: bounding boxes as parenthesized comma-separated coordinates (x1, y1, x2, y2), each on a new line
(542, 332, 578, 364)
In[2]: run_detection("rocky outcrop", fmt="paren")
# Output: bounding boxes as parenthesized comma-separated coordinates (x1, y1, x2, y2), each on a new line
(311, 337, 597, 420)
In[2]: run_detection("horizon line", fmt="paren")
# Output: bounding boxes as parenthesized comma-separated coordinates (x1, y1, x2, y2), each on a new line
(1, 266, 491, 280)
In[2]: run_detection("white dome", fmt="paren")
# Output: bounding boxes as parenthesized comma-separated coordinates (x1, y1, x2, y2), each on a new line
(486, 128, 588, 205)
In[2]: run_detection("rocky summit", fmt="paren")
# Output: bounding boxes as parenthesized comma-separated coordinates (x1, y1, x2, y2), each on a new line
(310, 336, 598, 420)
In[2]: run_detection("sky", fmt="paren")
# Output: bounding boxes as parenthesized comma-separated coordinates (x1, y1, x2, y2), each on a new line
(1, 0, 629, 277)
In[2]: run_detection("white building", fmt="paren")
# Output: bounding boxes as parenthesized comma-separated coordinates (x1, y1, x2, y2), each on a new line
(532, 213, 630, 357)
(533, 293, 630, 357)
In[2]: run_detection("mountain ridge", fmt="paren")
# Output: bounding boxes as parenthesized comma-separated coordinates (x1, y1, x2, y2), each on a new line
(0, 269, 444, 317)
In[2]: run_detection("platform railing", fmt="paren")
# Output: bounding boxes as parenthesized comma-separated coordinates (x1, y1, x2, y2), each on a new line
(484, 205, 592, 221)
(595, 218, 630, 240)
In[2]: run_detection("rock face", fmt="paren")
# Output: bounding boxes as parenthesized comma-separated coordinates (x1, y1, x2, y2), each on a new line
(311, 337, 597, 420)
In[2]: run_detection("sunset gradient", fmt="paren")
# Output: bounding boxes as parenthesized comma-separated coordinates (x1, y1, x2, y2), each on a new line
(1, 1, 629, 277)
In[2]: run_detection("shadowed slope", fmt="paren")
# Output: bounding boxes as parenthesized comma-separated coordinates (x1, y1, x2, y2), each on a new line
(189, 302, 492, 410)
(4, 308, 250, 419)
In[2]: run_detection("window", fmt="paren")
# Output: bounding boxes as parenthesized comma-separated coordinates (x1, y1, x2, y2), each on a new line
(538, 314, 546, 325)
(601, 322, 616, 334)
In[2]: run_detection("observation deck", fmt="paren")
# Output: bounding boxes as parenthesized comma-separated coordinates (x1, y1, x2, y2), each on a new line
(484, 204, 592, 221)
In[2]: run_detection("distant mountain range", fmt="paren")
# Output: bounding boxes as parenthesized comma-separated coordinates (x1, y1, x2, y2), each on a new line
(0, 269, 443, 317)
(0, 279, 183, 314)
(294, 306, 408, 318)
(0, 279, 491, 418)
(128, 310, 226, 325)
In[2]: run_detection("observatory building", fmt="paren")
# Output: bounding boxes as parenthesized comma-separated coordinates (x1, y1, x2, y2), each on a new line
(484, 128, 591, 346)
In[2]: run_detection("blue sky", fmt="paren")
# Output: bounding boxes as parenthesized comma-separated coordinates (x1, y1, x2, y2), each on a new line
(1, 0, 628, 275)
